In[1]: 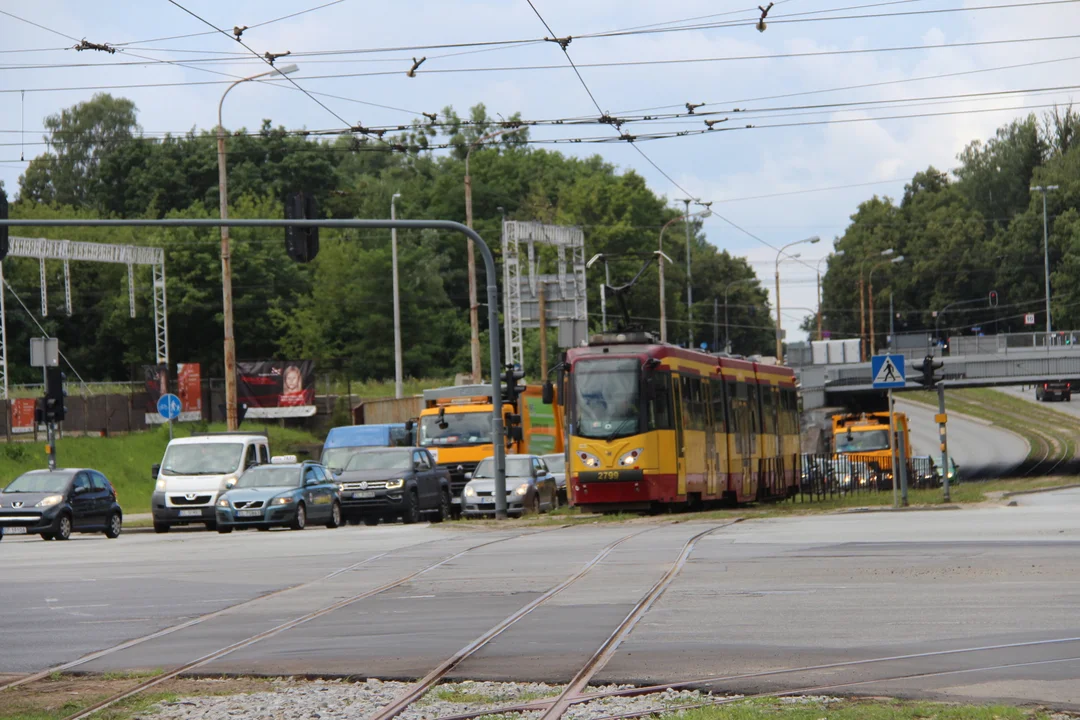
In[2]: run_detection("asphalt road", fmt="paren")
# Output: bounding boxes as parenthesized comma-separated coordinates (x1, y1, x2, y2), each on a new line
(894, 398, 1029, 476)
(998, 384, 1080, 418)
(3, 500, 1080, 709)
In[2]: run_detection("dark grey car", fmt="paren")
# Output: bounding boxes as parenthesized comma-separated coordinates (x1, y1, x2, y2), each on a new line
(0, 469, 123, 541)
(336, 448, 451, 526)
(541, 453, 568, 504)
(462, 455, 559, 518)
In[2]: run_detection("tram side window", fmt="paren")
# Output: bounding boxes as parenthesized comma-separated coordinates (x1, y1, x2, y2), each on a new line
(748, 383, 762, 434)
(649, 373, 674, 430)
(781, 388, 798, 434)
(761, 385, 776, 434)
(728, 380, 741, 436)
(710, 379, 727, 433)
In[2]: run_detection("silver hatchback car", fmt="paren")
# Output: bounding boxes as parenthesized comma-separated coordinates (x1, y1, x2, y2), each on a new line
(462, 455, 559, 518)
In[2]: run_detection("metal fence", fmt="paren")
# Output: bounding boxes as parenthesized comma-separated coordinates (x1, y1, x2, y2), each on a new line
(791, 452, 950, 503)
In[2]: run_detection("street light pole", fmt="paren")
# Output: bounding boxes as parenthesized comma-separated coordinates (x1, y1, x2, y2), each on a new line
(857, 248, 895, 362)
(723, 277, 754, 353)
(1031, 185, 1059, 336)
(391, 193, 404, 399)
(774, 236, 820, 360)
(816, 250, 843, 341)
(217, 63, 298, 430)
(868, 255, 904, 356)
(465, 128, 516, 383)
(678, 199, 696, 346)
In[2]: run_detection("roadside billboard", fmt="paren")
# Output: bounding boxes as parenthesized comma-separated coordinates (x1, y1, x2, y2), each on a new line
(237, 360, 317, 418)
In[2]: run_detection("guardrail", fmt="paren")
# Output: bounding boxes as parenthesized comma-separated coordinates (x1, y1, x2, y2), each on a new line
(792, 452, 948, 503)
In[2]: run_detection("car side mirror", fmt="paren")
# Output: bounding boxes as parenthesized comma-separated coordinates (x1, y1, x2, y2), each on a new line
(464, 472, 473, 480)
(225, 480, 236, 489)
(542, 381, 554, 405)
(151, 463, 161, 480)
(405, 419, 415, 432)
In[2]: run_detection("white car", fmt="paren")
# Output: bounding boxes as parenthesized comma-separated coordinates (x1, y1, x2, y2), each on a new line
(151, 433, 270, 533)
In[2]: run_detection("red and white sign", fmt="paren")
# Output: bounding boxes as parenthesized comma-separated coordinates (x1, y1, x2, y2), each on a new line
(11, 398, 36, 434)
(1024, 313, 1037, 326)
(177, 363, 202, 421)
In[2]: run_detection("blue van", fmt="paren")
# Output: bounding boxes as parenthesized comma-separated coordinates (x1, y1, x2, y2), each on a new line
(321, 424, 412, 474)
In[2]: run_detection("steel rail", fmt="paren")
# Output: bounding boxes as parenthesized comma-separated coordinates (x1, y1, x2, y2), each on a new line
(54, 528, 559, 720)
(536, 523, 734, 720)
(367, 525, 660, 720)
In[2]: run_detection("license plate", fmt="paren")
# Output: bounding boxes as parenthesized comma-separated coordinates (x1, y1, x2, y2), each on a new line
(237, 509, 262, 518)
(1, 526, 27, 535)
(178, 509, 202, 517)
(353, 491, 375, 499)
(479, 496, 494, 504)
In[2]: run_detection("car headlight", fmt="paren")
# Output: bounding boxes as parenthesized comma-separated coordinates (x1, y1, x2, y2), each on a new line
(618, 448, 643, 467)
(514, 483, 529, 496)
(36, 495, 63, 508)
(272, 496, 293, 505)
(464, 485, 476, 498)
(385, 478, 405, 490)
(155, 479, 166, 492)
(577, 451, 601, 468)
(217, 498, 230, 508)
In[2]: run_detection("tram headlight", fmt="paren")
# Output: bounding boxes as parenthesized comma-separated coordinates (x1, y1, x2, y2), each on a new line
(618, 448, 644, 466)
(577, 451, 601, 468)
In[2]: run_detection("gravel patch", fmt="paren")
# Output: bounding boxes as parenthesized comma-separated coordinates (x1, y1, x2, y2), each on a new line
(143, 679, 751, 720)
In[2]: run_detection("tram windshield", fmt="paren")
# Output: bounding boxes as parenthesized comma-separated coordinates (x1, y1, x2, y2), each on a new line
(574, 358, 641, 440)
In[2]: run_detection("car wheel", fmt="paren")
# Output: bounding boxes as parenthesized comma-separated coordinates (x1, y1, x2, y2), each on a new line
(104, 513, 122, 539)
(401, 491, 420, 524)
(290, 503, 307, 531)
(327, 501, 342, 529)
(362, 516, 380, 527)
(217, 526, 233, 534)
(40, 533, 54, 541)
(153, 522, 170, 534)
(550, 490, 559, 512)
(55, 513, 72, 541)
(257, 526, 270, 531)
(431, 491, 450, 523)
(205, 520, 217, 532)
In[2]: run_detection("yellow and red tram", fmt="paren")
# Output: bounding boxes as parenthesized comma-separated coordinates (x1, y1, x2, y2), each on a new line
(561, 332, 800, 512)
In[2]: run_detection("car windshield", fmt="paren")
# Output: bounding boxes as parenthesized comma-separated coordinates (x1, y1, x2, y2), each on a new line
(835, 429, 890, 453)
(161, 443, 243, 475)
(322, 447, 365, 472)
(574, 358, 641, 440)
(345, 452, 412, 471)
(3, 471, 72, 493)
(474, 458, 533, 478)
(234, 467, 301, 488)
(419, 411, 492, 447)
(543, 455, 565, 473)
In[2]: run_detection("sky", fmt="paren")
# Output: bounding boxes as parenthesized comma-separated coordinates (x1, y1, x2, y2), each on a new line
(2, 0, 1078, 346)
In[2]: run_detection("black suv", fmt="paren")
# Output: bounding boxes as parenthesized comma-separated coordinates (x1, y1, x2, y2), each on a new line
(0, 469, 124, 541)
(1036, 381, 1071, 402)
(335, 448, 451, 525)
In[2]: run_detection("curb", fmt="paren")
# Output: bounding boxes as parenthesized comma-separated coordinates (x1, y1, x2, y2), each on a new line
(1000, 482, 1080, 500)
(893, 397, 994, 427)
(835, 504, 963, 514)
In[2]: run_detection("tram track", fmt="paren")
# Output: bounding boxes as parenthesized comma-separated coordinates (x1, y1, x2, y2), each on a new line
(39, 527, 562, 720)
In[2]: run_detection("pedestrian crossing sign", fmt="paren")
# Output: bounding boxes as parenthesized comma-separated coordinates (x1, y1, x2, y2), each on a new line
(871, 354, 906, 388)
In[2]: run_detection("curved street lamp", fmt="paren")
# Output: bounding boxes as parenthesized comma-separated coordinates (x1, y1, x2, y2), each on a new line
(868, 255, 904, 356)
(775, 236, 819, 359)
(816, 249, 844, 341)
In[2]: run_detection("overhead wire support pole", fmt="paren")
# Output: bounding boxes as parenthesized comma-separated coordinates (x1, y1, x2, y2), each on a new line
(0, 217, 510, 520)
(1031, 184, 1058, 338)
(680, 198, 694, 347)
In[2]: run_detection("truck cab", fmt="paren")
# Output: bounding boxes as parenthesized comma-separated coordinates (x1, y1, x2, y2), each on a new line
(831, 411, 910, 488)
(151, 432, 270, 533)
(416, 384, 529, 516)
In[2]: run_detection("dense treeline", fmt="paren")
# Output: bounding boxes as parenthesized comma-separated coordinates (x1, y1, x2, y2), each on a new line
(813, 108, 1080, 347)
(4, 94, 774, 384)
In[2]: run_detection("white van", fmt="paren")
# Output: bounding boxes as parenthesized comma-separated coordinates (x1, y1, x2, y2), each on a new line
(151, 432, 270, 533)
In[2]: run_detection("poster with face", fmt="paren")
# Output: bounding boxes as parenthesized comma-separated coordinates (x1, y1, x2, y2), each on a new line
(143, 364, 168, 414)
(236, 361, 316, 418)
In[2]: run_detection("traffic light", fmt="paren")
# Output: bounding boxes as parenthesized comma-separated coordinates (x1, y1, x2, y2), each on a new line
(913, 354, 943, 387)
(988, 290, 999, 308)
(0, 187, 8, 262)
(502, 364, 525, 405)
(284, 191, 320, 263)
(44, 366, 67, 423)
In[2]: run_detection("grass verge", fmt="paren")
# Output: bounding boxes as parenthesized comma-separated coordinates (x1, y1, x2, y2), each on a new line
(670, 697, 1070, 720)
(0, 423, 321, 515)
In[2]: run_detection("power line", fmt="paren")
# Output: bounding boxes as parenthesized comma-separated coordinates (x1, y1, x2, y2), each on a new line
(0, 9, 81, 43)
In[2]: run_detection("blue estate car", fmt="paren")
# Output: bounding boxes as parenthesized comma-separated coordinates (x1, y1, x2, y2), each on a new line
(215, 457, 342, 533)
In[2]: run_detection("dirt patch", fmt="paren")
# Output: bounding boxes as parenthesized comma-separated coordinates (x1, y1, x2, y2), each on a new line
(0, 674, 275, 720)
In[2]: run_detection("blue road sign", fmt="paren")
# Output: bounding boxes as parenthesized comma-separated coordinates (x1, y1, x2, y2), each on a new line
(157, 393, 182, 420)
(871, 354, 906, 389)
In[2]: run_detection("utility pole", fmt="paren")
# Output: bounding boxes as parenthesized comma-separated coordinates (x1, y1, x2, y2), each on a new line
(713, 297, 718, 352)
(858, 274, 866, 362)
(391, 194, 403, 399)
(216, 63, 298, 431)
(1031, 185, 1059, 337)
(538, 282, 548, 378)
(680, 199, 694, 347)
